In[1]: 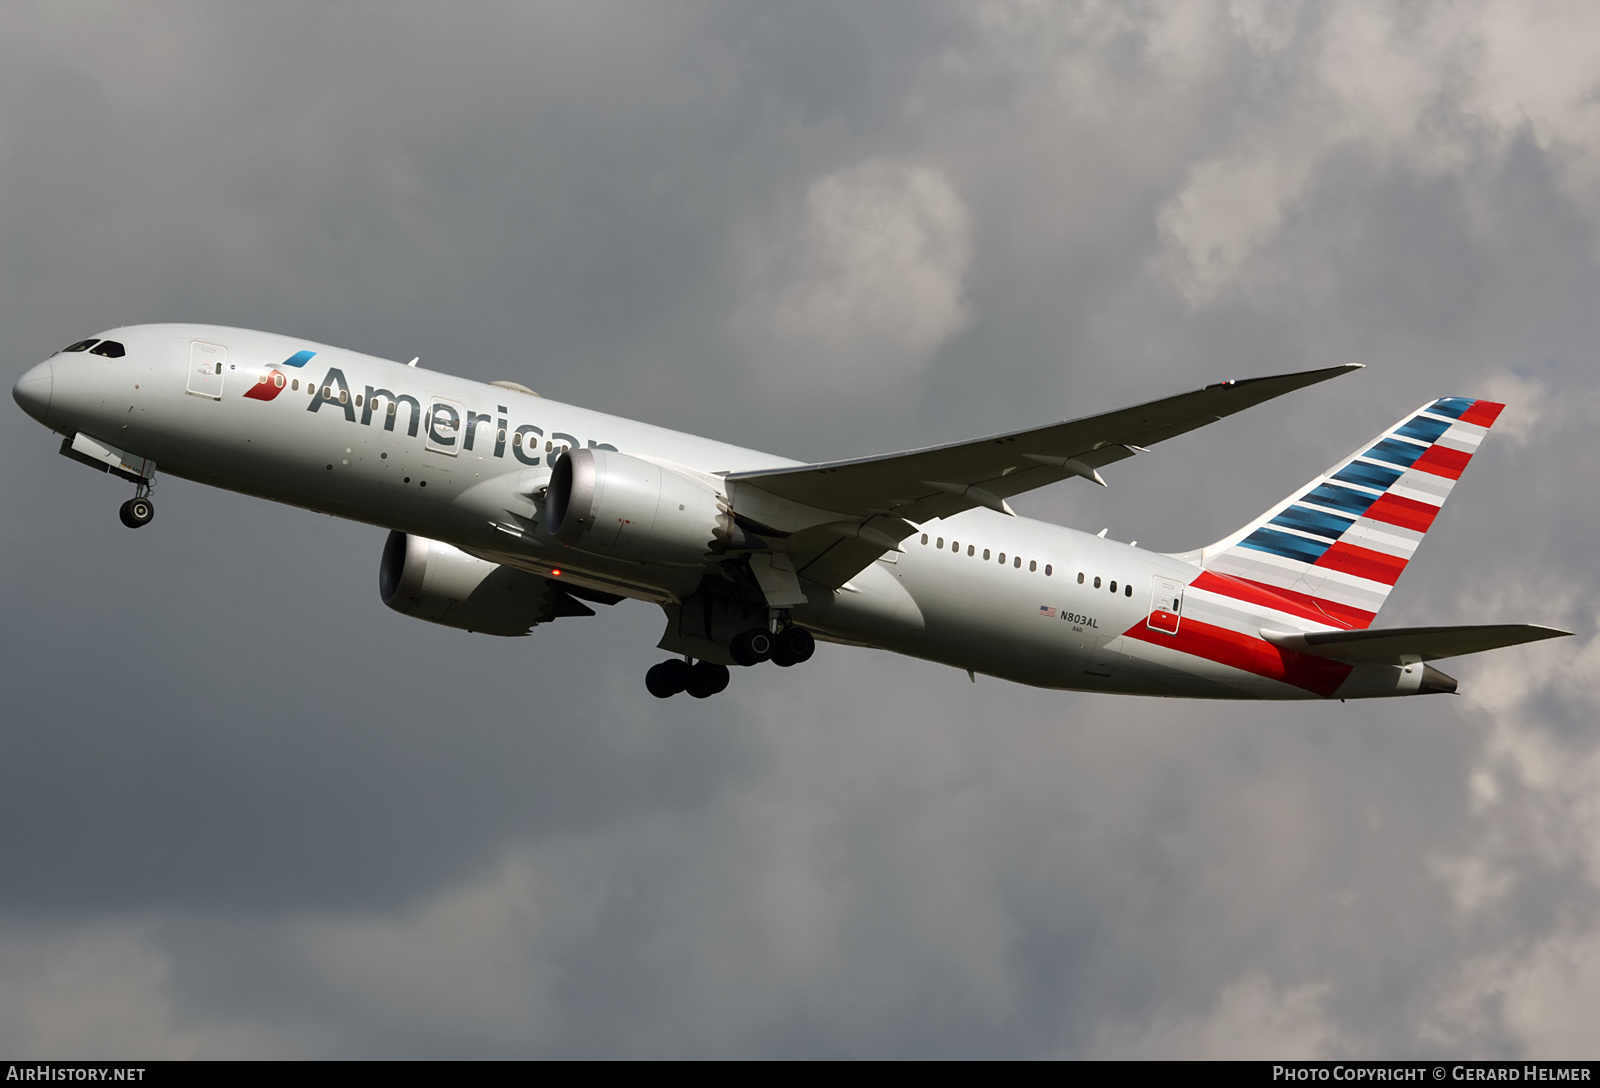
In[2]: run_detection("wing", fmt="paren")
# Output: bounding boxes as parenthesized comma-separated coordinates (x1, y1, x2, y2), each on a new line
(727, 364, 1362, 589)
(729, 365, 1361, 522)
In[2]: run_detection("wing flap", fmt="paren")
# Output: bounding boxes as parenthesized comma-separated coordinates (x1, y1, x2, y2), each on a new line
(1260, 624, 1570, 665)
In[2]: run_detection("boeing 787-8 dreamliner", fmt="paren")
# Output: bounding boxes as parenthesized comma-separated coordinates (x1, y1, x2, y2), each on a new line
(13, 326, 1566, 700)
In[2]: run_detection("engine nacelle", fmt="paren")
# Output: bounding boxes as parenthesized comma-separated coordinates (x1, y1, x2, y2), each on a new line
(545, 448, 745, 566)
(378, 531, 592, 636)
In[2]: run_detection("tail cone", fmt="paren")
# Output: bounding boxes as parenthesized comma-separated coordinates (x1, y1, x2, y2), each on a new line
(1418, 664, 1458, 695)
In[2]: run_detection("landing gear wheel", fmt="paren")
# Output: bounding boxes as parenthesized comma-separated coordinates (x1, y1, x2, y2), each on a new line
(684, 661, 730, 699)
(119, 497, 154, 529)
(730, 628, 774, 667)
(645, 659, 690, 699)
(770, 626, 815, 668)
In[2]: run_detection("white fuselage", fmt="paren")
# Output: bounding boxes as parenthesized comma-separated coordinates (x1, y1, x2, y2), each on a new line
(16, 324, 1430, 701)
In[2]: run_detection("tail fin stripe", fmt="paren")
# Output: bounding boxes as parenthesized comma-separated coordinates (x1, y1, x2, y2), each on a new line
(1364, 438, 1429, 468)
(1240, 527, 1331, 564)
(1436, 425, 1486, 452)
(1394, 415, 1454, 443)
(1205, 553, 1390, 618)
(1305, 482, 1380, 516)
(1333, 461, 1404, 491)
(1190, 571, 1366, 629)
(1315, 541, 1407, 584)
(1297, 567, 1392, 608)
(1294, 575, 1391, 617)
(1428, 397, 1475, 419)
(1271, 505, 1356, 539)
(1458, 401, 1504, 427)
(1411, 444, 1471, 480)
(1391, 470, 1452, 503)
(1345, 521, 1425, 557)
(1359, 493, 1438, 532)
(1193, 396, 1506, 630)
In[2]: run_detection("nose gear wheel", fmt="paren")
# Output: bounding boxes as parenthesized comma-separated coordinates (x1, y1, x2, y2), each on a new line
(119, 496, 154, 528)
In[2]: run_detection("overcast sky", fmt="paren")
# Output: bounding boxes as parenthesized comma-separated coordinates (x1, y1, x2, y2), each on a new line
(4, 1, 1599, 1058)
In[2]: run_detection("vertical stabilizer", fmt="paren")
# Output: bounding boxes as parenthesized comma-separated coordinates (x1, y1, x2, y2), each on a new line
(1190, 398, 1504, 629)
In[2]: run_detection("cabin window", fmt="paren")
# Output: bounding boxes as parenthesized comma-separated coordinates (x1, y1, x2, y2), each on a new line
(968, 545, 975, 557)
(1094, 576, 1101, 589)
(937, 537, 944, 548)
(387, 402, 396, 416)
(354, 394, 363, 407)
(1014, 556, 1021, 568)
(998, 553, 1006, 564)
(292, 379, 299, 391)
(513, 432, 522, 446)
(1078, 572, 1085, 584)
(921, 534, 928, 545)
(1124, 584, 1133, 597)
(60, 340, 97, 353)
(951, 540, 959, 552)
(498, 428, 507, 443)
(1109, 580, 1117, 593)
(1029, 560, 1037, 572)
(1045, 564, 1052, 576)
(983, 549, 990, 560)
(273, 373, 285, 389)
(339, 390, 349, 404)
(89, 340, 125, 358)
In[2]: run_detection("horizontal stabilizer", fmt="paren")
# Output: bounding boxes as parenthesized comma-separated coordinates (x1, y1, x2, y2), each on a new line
(1260, 624, 1569, 665)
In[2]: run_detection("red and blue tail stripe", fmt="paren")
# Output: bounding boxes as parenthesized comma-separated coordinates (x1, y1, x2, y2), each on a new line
(1193, 397, 1504, 629)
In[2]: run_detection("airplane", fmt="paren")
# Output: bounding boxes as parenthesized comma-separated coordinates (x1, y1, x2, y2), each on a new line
(12, 324, 1567, 701)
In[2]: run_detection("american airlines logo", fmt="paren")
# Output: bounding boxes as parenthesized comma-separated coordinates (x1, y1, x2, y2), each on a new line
(277, 361, 617, 465)
(241, 351, 315, 402)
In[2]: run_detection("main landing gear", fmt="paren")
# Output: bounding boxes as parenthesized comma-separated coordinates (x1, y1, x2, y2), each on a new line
(644, 624, 817, 699)
(731, 625, 815, 668)
(646, 658, 730, 700)
(118, 482, 155, 529)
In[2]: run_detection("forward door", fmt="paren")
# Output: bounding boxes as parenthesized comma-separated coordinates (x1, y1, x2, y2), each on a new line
(186, 341, 226, 399)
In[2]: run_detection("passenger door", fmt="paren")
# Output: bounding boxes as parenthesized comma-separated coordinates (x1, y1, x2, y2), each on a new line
(1147, 576, 1184, 635)
(186, 341, 226, 399)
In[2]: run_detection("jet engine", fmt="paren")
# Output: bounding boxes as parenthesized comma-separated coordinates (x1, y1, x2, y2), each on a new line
(545, 448, 754, 566)
(378, 531, 593, 635)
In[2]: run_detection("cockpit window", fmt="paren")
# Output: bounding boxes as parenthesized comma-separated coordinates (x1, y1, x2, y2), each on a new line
(89, 340, 126, 358)
(60, 339, 99, 354)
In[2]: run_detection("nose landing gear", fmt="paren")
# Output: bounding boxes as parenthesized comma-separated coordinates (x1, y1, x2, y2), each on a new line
(118, 482, 155, 528)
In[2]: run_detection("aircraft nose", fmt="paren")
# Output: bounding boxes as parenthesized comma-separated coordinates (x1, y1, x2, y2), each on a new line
(13, 360, 53, 425)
